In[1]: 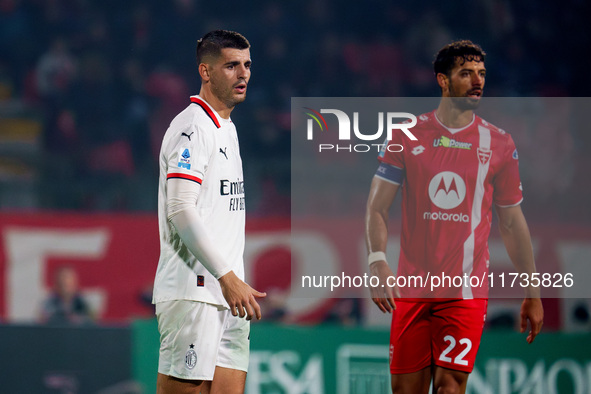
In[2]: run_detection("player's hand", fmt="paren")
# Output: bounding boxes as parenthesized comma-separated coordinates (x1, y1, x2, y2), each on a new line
(369, 261, 399, 313)
(520, 297, 543, 344)
(219, 271, 267, 320)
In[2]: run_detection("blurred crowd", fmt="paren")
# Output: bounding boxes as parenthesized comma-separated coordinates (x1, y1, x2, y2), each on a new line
(0, 0, 590, 221)
(40, 265, 94, 326)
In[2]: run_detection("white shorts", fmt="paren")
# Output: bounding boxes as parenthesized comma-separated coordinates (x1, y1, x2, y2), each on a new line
(156, 300, 250, 381)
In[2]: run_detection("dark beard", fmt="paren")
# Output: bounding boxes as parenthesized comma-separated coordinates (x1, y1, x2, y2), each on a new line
(449, 82, 481, 110)
(450, 96, 480, 111)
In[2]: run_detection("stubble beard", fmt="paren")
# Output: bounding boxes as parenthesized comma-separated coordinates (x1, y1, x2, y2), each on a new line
(449, 83, 481, 111)
(211, 80, 246, 109)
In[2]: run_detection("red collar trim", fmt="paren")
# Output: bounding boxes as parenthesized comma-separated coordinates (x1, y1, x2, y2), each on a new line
(190, 97, 221, 129)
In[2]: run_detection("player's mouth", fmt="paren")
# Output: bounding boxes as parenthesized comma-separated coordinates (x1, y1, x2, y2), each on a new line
(467, 89, 482, 98)
(233, 82, 247, 94)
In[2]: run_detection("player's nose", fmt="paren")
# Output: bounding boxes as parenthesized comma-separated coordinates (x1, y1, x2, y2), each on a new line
(237, 64, 250, 79)
(471, 73, 483, 87)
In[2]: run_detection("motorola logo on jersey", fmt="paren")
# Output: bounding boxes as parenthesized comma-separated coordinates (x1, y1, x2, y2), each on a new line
(424, 171, 469, 222)
(428, 171, 466, 209)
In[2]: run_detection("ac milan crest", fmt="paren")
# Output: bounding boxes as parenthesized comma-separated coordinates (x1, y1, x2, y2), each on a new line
(185, 344, 197, 370)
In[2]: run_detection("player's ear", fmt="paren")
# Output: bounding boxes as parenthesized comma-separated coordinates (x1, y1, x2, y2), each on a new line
(436, 73, 448, 92)
(199, 63, 210, 82)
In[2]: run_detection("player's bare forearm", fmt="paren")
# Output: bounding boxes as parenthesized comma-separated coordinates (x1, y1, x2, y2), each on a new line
(496, 205, 543, 342)
(496, 205, 540, 298)
(365, 177, 400, 312)
(219, 271, 266, 320)
(366, 211, 389, 256)
(365, 177, 399, 253)
(365, 202, 397, 312)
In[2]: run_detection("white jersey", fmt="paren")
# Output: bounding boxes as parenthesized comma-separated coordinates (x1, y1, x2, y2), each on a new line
(153, 95, 245, 307)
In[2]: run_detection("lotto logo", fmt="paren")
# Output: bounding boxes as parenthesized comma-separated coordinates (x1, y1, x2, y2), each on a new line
(411, 145, 426, 155)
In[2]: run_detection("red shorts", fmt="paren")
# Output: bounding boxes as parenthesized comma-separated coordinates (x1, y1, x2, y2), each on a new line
(389, 299, 487, 374)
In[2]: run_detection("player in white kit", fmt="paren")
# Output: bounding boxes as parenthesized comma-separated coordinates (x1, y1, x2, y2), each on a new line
(153, 30, 266, 394)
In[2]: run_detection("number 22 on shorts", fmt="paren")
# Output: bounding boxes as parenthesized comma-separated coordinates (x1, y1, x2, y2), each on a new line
(438, 335, 472, 366)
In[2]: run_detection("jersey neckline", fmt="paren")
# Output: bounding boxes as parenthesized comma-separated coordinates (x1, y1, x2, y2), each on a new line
(433, 111, 475, 135)
(190, 95, 233, 128)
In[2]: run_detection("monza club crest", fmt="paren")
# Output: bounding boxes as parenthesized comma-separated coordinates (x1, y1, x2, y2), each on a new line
(477, 148, 492, 165)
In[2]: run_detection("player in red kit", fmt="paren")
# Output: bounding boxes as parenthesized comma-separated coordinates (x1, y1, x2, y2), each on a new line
(365, 40, 544, 393)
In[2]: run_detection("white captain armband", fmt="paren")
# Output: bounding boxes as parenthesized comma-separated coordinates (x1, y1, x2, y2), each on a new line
(375, 163, 403, 184)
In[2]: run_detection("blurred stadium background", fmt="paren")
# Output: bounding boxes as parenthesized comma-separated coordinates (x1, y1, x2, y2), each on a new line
(1, 0, 590, 393)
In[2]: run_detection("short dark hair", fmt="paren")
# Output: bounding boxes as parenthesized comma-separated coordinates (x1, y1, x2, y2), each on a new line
(433, 40, 486, 76)
(196, 30, 250, 65)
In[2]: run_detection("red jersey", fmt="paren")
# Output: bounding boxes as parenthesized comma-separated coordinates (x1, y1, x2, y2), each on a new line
(378, 110, 522, 299)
